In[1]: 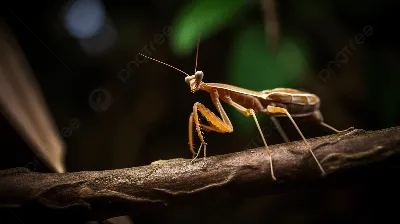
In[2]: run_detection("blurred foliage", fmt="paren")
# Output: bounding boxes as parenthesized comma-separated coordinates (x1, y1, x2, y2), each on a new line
(170, 0, 248, 55)
(228, 25, 308, 129)
(171, 0, 308, 130)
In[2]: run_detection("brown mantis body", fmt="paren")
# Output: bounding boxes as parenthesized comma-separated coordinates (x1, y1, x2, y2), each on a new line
(140, 42, 352, 181)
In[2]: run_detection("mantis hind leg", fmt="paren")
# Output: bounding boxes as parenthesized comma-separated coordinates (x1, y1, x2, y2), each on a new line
(267, 105, 326, 176)
(270, 116, 290, 143)
(311, 111, 354, 133)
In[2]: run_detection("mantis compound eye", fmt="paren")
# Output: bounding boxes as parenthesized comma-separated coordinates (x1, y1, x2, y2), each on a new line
(185, 76, 191, 85)
(194, 71, 204, 81)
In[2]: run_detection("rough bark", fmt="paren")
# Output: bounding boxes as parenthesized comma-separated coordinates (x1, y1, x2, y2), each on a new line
(1, 126, 399, 221)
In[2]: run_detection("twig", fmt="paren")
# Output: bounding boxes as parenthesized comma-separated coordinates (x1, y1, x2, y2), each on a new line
(0, 126, 399, 221)
(260, 0, 280, 49)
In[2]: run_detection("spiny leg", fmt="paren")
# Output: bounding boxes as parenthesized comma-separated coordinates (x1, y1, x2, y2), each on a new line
(189, 112, 214, 159)
(190, 124, 220, 162)
(188, 113, 196, 157)
(192, 123, 230, 161)
(189, 120, 218, 162)
(190, 97, 234, 162)
(191, 106, 206, 161)
(221, 96, 276, 181)
(270, 116, 290, 143)
(267, 105, 326, 176)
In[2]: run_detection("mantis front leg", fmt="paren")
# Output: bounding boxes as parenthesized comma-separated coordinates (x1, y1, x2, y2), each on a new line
(188, 91, 233, 161)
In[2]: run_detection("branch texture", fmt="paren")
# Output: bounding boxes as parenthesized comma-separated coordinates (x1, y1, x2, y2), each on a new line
(1, 126, 400, 220)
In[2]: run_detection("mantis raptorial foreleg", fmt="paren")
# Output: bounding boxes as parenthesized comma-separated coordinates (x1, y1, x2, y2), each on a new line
(188, 112, 219, 156)
(188, 113, 196, 156)
(189, 92, 234, 161)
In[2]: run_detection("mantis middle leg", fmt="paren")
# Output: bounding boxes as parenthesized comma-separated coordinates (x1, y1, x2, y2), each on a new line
(221, 95, 277, 181)
(267, 105, 326, 175)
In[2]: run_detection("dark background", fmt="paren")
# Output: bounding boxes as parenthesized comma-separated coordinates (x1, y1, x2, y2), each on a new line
(1, 0, 399, 223)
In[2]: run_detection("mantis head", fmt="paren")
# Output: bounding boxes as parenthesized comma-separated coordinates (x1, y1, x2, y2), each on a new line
(185, 71, 203, 93)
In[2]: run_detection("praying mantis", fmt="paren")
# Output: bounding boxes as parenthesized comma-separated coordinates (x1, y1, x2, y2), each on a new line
(140, 40, 353, 181)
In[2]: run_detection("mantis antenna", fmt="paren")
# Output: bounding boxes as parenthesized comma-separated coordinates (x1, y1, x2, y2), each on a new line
(194, 37, 200, 73)
(139, 53, 189, 76)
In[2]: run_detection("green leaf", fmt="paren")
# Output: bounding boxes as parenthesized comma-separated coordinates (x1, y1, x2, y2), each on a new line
(227, 24, 309, 130)
(170, 0, 247, 55)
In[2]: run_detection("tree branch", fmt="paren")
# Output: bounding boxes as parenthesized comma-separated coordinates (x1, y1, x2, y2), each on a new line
(1, 126, 400, 221)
